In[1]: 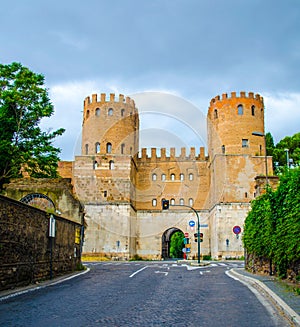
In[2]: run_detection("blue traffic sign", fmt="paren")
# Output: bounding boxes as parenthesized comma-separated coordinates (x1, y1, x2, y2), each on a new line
(189, 220, 196, 227)
(233, 225, 241, 234)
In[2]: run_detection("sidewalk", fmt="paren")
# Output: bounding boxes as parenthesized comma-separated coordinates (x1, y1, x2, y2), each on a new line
(230, 268, 300, 326)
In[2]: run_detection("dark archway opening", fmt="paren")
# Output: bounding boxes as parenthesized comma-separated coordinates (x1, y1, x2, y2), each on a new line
(162, 228, 184, 259)
(20, 193, 55, 211)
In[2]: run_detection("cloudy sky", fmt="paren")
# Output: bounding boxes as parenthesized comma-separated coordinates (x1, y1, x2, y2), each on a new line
(1, 0, 300, 160)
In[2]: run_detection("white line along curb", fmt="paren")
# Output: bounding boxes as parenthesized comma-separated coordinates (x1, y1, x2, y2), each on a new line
(0, 267, 90, 302)
(227, 269, 300, 327)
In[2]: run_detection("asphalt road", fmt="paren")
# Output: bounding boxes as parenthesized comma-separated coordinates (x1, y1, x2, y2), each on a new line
(0, 261, 289, 326)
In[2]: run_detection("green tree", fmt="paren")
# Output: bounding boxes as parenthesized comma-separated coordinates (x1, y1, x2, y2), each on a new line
(266, 132, 275, 157)
(0, 62, 64, 187)
(272, 133, 300, 172)
(243, 191, 274, 258)
(272, 168, 300, 277)
(169, 231, 184, 258)
(243, 167, 300, 279)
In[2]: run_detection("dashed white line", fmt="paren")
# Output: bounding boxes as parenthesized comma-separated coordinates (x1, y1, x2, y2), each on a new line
(155, 271, 169, 276)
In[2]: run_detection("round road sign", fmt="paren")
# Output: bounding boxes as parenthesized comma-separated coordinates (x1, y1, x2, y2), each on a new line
(233, 225, 241, 235)
(189, 220, 196, 227)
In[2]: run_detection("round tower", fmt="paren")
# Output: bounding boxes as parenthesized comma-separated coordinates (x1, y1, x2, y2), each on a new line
(207, 91, 265, 159)
(81, 93, 139, 156)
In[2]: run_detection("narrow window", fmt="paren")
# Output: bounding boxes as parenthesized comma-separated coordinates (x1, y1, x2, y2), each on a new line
(103, 191, 107, 197)
(106, 142, 112, 153)
(242, 139, 249, 148)
(245, 192, 248, 198)
(121, 143, 125, 154)
(95, 142, 100, 153)
(130, 146, 132, 154)
(152, 173, 157, 181)
(221, 145, 225, 154)
(189, 173, 193, 181)
(161, 174, 166, 181)
(251, 105, 255, 116)
(170, 173, 175, 181)
(238, 104, 243, 115)
(179, 198, 184, 205)
(108, 108, 113, 116)
(93, 161, 98, 169)
(180, 173, 184, 181)
(189, 198, 194, 206)
(109, 160, 114, 170)
(214, 109, 218, 119)
(121, 109, 125, 117)
(152, 199, 157, 207)
(170, 198, 175, 206)
(86, 110, 90, 119)
(85, 144, 89, 155)
(95, 108, 100, 116)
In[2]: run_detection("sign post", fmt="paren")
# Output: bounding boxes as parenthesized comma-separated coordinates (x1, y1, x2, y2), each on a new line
(233, 225, 241, 239)
(49, 214, 56, 279)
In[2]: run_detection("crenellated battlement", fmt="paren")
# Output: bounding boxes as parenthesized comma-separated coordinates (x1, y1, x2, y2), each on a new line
(138, 147, 207, 162)
(209, 91, 263, 106)
(84, 93, 136, 109)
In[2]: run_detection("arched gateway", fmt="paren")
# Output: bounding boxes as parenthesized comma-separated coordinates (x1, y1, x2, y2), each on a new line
(161, 227, 183, 259)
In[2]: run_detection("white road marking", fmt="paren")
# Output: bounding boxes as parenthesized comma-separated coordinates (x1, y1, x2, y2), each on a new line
(129, 266, 148, 278)
(182, 264, 203, 271)
(155, 271, 169, 276)
(199, 270, 211, 275)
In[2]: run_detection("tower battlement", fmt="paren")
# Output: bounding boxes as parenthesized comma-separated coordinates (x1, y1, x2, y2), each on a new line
(84, 93, 136, 109)
(209, 91, 263, 106)
(138, 147, 206, 162)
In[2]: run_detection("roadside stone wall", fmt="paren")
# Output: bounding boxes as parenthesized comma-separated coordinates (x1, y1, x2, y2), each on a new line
(0, 195, 83, 292)
(245, 253, 300, 283)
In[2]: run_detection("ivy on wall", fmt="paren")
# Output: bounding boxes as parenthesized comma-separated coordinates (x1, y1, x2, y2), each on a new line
(243, 167, 300, 278)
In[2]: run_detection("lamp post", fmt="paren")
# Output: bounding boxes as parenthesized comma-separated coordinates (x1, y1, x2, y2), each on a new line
(252, 131, 268, 185)
(170, 204, 201, 264)
(284, 149, 289, 168)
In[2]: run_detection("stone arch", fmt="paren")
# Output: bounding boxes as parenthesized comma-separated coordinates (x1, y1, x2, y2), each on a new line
(161, 227, 183, 259)
(20, 193, 55, 211)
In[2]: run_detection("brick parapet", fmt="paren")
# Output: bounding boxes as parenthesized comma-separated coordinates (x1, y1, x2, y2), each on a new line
(138, 147, 207, 162)
(84, 93, 136, 109)
(209, 91, 264, 106)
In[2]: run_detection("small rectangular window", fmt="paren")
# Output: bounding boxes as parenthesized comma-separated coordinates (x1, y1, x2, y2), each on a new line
(242, 139, 249, 148)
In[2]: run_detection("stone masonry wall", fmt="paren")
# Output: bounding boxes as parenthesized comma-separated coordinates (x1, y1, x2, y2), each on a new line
(0, 195, 82, 292)
(3, 178, 83, 224)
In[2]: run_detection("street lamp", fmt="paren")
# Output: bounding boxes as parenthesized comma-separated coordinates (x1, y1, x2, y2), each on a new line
(163, 200, 201, 263)
(284, 149, 289, 168)
(252, 131, 268, 185)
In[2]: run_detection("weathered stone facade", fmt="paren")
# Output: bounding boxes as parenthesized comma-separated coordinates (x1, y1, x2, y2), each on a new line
(3, 178, 84, 224)
(0, 195, 82, 291)
(56, 90, 273, 260)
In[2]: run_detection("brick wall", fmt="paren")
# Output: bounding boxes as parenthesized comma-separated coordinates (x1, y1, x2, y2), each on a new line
(0, 195, 83, 292)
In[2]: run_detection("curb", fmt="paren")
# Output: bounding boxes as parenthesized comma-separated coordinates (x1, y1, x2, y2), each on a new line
(0, 267, 90, 302)
(228, 268, 300, 327)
